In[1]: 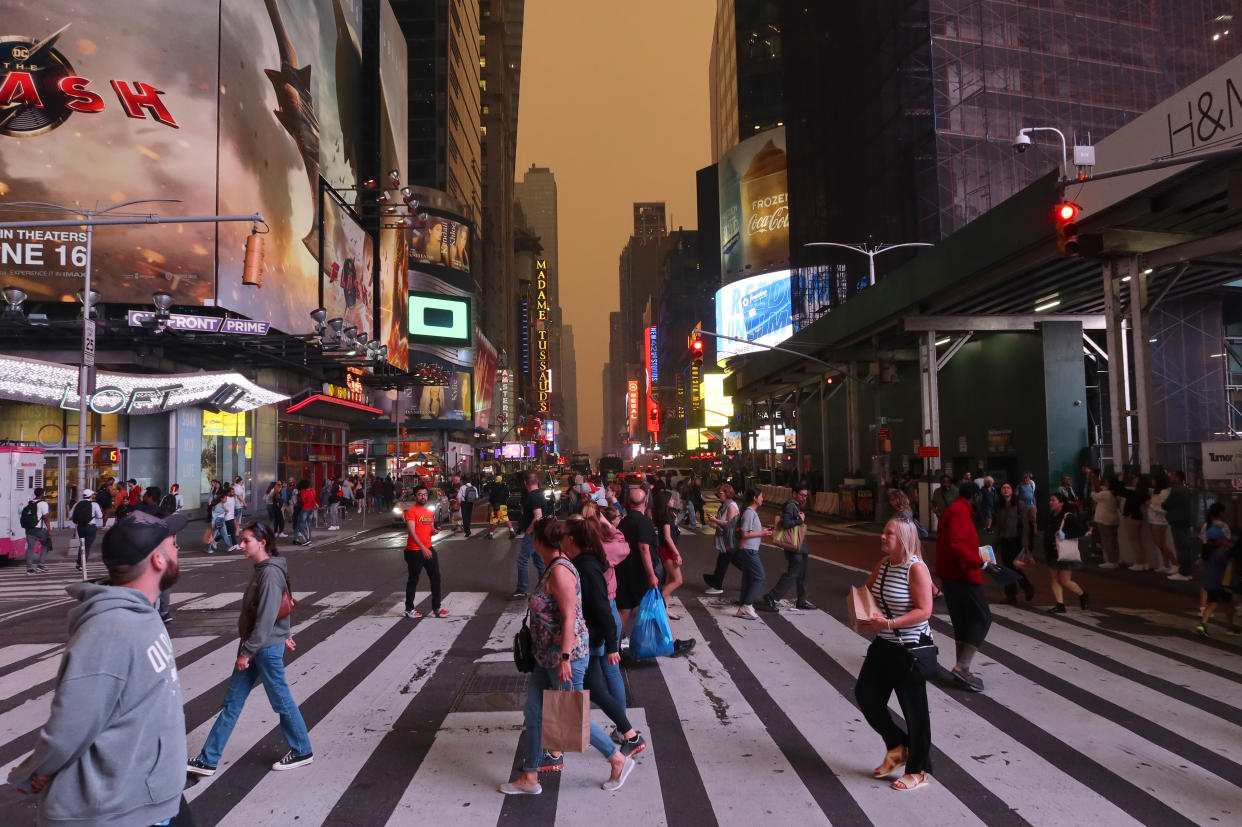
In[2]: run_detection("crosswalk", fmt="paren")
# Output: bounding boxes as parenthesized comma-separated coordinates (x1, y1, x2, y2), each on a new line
(2, 583, 1241, 826)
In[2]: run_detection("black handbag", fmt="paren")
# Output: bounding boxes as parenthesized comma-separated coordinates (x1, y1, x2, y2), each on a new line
(513, 610, 535, 673)
(877, 562, 940, 679)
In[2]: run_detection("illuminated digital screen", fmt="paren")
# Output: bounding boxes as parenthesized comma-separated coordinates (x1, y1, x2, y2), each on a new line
(408, 291, 471, 344)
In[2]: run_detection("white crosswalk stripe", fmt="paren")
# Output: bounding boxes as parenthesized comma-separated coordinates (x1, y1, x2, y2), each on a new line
(4, 583, 1241, 825)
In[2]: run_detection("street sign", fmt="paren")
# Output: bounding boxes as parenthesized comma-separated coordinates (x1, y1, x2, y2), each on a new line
(918, 446, 940, 458)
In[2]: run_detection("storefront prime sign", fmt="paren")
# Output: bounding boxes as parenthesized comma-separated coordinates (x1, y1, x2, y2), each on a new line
(0, 353, 287, 414)
(126, 310, 270, 335)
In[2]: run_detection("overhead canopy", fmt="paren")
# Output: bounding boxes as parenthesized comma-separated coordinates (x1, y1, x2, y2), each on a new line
(284, 393, 385, 423)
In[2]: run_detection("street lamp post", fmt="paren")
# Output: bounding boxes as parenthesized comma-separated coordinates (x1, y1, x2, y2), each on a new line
(0, 200, 263, 579)
(804, 241, 933, 287)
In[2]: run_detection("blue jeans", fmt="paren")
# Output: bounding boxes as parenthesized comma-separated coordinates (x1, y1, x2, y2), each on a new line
(736, 547, 766, 605)
(211, 518, 229, 552)
(522, 658, 616, 772)
(198, 643, 311, 766)
(296, 510, 313, 541)
(77, 525, 97, 560)
(516, 533, 546, 593)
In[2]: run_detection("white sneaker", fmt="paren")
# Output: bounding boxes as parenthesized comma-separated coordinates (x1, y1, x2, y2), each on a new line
(601, 756, 636, 791)
(704, 587, 724, 595)
(1130, 564, 1149, 572)
(1160, 566, 1178, 574)
(1097, 562, 1118, 570)
(277, 532, 288, 538)
(735, 605, 760, 620)
(1167, 573, 1192, 581)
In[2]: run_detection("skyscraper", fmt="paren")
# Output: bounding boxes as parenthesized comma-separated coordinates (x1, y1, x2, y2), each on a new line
(515, 165, 562, 428)
(710, 0, 785, 163)
(633, 202, 668, 241)
(391, 0, 482, 226)
(561, 323, 578, 451)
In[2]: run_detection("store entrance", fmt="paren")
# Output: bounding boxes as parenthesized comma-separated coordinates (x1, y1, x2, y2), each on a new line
(41, 448, 125, 528)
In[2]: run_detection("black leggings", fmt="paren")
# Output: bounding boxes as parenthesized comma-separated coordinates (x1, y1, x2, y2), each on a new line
(268, 503, 284, 534)
(997, 536, 1031, 598)
(854, 637, 933, 774)
(404, 547, 442, 612)
(585, 652, 631, 733)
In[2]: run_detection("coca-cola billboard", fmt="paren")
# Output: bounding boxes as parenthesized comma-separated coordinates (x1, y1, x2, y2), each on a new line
(718, 127, 789, 281)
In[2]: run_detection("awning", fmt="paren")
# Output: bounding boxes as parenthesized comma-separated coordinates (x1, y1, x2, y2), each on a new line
(284, 393, 385, 424)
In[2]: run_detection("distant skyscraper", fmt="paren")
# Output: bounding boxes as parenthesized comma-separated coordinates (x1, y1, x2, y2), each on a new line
(710, 0, 784, 163)
(391, 0, 482, 226)
(633, 202, 667, 241)
(515, 165, 562, 425)
(561, 323, 578, 451)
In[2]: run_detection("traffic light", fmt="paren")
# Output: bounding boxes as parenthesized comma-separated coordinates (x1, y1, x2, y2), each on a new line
(690, 331, 704, 364)
(1055, 201, 1081, 257)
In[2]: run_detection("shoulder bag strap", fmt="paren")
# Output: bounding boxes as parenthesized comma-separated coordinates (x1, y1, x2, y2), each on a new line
(876, 562, 894, 620)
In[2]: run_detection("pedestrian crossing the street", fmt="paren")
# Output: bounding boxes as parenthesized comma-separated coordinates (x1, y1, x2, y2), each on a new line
(2, 586, 1240, 825)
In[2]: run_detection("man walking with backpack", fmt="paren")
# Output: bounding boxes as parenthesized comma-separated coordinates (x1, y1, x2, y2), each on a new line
(458, 477, 479, 537)
(22, 487, 52, 575)
(71, 489, 103, 571)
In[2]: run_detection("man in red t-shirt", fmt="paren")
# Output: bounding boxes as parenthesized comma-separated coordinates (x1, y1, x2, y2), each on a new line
(404, 486, 445, 618)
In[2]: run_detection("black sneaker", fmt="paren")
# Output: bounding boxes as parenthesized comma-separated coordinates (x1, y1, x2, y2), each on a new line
(670, 638, 696, 657)
(1022, 581, 1036, 602)
(795, 601, 817, 611)
(702, 573, 721, 589)
(619, 733, 647, 757)
(186, 758, 216, 776)
(1048, 603, 1067, 614)
(511, 590, 528, 600)
(271, 750, 313, 771)
(539, 750, 564, 772)
(758, 596, 780, 612)
(951, 667, 984, 692)
(160, 614, 173, 624)
(1078, 591, 1090, 611)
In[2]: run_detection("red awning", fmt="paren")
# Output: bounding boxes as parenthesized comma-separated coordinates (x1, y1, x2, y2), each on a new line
(284, 394, 384, 424)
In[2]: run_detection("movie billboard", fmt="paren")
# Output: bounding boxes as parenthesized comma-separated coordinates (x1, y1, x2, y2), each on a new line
(216, 0, 365, 335)
(473, 328, 498, 429)
(0, 2, 220, 303)
(715, 269, 793, 364)
(321, 190, 374, 340)
(407, 370, 471, 422)
(410, 213, 471, 273)
(377, 0, 408, 369)
(719, 127, 789, 281)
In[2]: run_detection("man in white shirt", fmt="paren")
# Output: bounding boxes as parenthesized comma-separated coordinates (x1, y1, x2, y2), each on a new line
(222, 488, 239, 551)
(24, 487, 52, 574)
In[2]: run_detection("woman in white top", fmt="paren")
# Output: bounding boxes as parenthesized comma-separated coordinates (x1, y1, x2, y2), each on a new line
(1145, 479, 1178, 573)
(853, 518, 934, 792)
(1091, 478, 1122, 569)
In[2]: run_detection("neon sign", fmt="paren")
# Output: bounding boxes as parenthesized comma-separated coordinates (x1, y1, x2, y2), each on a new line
(535, 258, 552, 413)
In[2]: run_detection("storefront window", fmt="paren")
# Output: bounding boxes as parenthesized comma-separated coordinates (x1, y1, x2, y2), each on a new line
(277, 417, 345, 489)
(201, 410, 252, 503)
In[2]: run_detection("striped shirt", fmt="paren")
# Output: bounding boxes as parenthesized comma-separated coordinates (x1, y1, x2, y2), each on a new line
(870, 555, 932, 645)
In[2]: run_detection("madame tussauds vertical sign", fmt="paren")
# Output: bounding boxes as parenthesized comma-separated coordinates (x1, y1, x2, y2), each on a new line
(535, 258, 552, 413)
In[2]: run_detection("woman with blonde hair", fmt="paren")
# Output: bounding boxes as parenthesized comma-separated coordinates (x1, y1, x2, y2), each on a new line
(853, 517, 935, 792)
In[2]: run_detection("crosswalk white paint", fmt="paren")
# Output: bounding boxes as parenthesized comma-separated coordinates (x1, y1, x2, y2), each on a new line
(5, 582, 1242, 826)
(217, 593, 487, 824)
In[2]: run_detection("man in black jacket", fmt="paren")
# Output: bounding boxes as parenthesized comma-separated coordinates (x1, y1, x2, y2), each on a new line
(760, 482, 816, 612)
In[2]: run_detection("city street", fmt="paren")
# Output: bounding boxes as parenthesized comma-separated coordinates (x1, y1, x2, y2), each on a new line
(1, 512, 1239, 826)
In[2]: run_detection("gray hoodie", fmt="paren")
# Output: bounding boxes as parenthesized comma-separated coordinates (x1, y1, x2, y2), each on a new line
(239, 556, 292, 657)
(9, 583, 186, 826)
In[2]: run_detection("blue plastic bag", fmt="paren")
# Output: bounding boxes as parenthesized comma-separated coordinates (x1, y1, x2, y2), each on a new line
(630, 588, 674, 659)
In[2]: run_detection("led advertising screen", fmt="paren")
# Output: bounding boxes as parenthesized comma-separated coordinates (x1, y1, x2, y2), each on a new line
(702, 372, 734, 427)
(407, 369, 471, 422)
(473, 327, 498, 429)
(714, 269, 793, 364)
(718, 127, 789, 281)
(216, 0, 367, 335)
(410, 213, 471, 273)
(0, 2, 220, 304)
(409, 291, 471, 345)
(377, 0, 409, 370)
(321, 189, 375, 341)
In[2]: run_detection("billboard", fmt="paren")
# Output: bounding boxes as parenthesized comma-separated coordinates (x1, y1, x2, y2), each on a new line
(702, 372, 733, 427)
(407, 370, 471, 422)
(0, 3, 220, 304)
(377, 0, 409, 370)
(321, 189, 374, 341)
(408, 269, 474, 366)
(473, 327, 498, 429)
(715, 269, 794, 364)
(718, 127, 789, 280)
(410, 214, 471, 273)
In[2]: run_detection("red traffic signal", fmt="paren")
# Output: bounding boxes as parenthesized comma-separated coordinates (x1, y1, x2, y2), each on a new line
(1054, 201, 1082, 257)
(692, 339, 704, 353)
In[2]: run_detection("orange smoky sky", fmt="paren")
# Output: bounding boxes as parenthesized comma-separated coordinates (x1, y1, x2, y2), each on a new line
(516, 0, 714, 456)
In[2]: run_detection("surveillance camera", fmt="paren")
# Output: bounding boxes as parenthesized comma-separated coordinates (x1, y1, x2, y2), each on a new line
(1013, 132, 1032, 153)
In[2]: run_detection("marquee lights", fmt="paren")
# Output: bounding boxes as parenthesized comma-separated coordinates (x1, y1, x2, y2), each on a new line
(0, 354, 288, 414)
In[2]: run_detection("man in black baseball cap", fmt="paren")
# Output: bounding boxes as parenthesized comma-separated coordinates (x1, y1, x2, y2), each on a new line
(10, 508, 191, 824)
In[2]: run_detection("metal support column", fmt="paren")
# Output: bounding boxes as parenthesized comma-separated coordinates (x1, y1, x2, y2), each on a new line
(845, 362, 860, 475)
(820, 379, 829, 491)
(794, 386, 804, 478)
(919, 331, 941, 470)
(768, 396, 777, 472)
(1102, 261, 1127, 473)
(1127, 257, 1155, 471)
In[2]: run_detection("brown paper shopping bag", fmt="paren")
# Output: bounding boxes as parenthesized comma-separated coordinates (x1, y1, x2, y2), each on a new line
(542, 689, 590, 753)
(846, 585, 879, 634)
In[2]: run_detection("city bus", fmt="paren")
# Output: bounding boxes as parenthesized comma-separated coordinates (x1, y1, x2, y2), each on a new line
(569, 452, 592, 475)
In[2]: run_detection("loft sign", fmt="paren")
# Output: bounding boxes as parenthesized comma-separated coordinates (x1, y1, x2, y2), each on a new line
(57, 383, 248, 414)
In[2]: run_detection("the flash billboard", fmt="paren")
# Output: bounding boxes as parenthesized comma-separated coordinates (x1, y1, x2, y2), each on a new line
(718, 127, 789, 280)
(714, 269, 793, 364)
(377, 0, 409, 370)
(321, 189, 375, 342)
